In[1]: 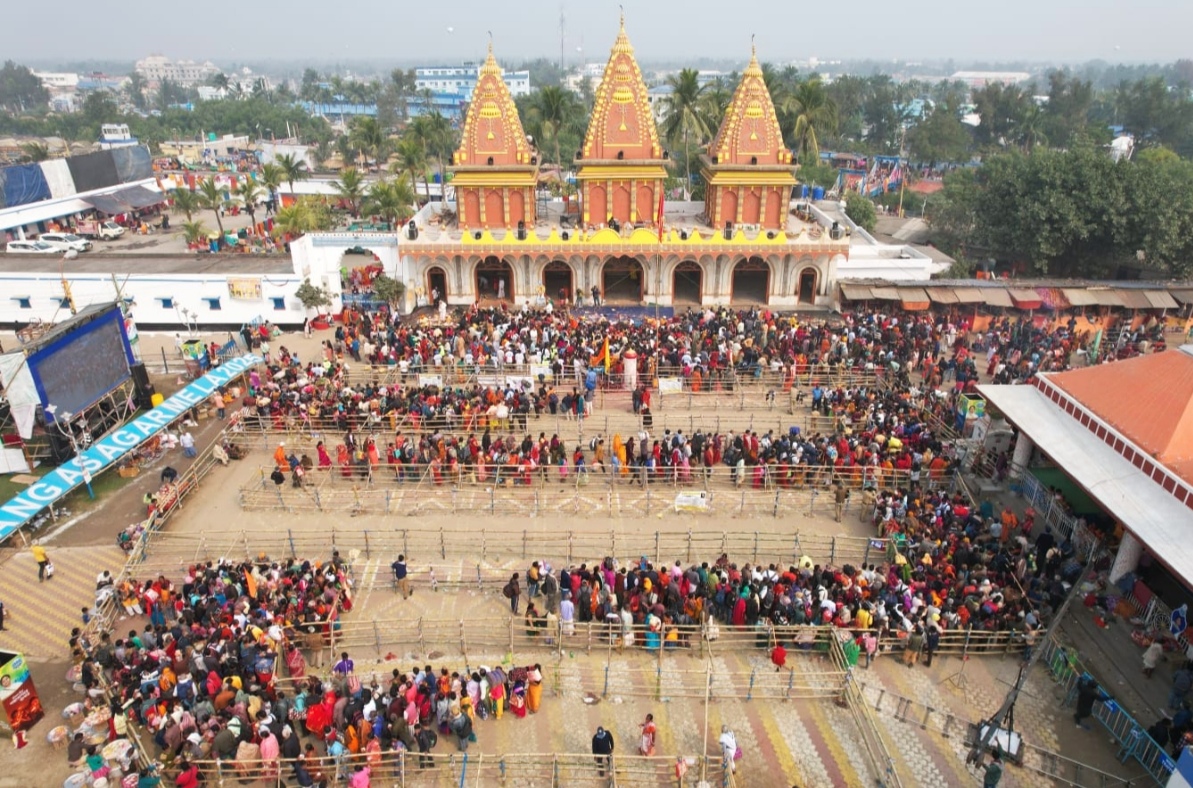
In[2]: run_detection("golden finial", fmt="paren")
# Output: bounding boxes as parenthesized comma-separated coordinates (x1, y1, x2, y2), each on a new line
(745, 36, 763, 77)
(620, 5, 625, 29)
(611, 6, 634, 54)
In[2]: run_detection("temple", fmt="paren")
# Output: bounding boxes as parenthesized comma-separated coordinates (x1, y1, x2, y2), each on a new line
(574, 15, 668, 229)
(359, 25, 942, 312)
(450, 44, 539, 232)
(701, 46, 797, 231)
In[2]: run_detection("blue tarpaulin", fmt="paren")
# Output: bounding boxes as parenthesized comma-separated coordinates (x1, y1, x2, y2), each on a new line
(1, 164, 51, 208)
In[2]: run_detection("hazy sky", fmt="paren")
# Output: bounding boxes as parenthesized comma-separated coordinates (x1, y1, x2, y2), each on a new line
(10, 0, 1193, 66)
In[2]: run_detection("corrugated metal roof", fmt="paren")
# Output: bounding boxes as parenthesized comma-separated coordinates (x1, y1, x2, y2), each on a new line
(982, 289, 1013, 307)
(839, 284, 873, 300)
(925, 287, 959, 304)
(1171, 289, 1193, 305)
(1062, 288, 1099, 306)
(898, 288, 931, 310)
(1116, 289, 1154, 309)
(951, 287, 985, 303)
(868, 287, 900, 300)
(1145, 290, 1179, 310)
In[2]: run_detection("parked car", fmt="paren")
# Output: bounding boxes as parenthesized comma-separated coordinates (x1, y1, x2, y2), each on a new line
(75, 220, 125, 240)
(38, 233, 93, 252)
(6, 240, 59, 254)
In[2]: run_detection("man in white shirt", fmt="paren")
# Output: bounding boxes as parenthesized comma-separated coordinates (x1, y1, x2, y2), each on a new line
(180, 431, 197, 458)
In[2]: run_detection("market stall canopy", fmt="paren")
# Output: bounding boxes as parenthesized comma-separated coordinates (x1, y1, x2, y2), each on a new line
(1061, 288, 1100, 307)
(1007, 288, 1043, 310)
(898, 287, 930, 310)
(1170, 289, 1193, 306)
(1144, 290, 1179, 310)
(1087, 289, 1124, 307)
(82, 192, 132, 215)
(981, 288, 1013, 307)
(1115, 289, 1153, 310)
(950, 287, 985, 304)
(119, 184, 164, 209)
(925, 287, 959, 304)
(868, 287, 900, 300)
(839, 284, 874, 300)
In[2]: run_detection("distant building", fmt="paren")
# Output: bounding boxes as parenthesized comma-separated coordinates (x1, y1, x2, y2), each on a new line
(135, 55, 221, 86)
(564, 63, 606, 93)
(99, 124, 139, 150)
(414, 63, 530, 118)
(32, 72, 79, 92)
(949, 70, 1031, 88)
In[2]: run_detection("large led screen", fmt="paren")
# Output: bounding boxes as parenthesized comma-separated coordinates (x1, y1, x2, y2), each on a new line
(28, 309, 133, 420)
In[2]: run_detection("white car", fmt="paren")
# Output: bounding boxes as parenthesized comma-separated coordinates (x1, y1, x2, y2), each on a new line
(6, 240, 58, 254)
(38, 233, 93, 252)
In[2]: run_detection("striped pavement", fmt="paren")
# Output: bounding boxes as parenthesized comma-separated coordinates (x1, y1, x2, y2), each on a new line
(0, 545, 126, 659)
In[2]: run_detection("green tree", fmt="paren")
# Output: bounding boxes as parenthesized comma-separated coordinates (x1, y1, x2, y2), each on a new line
(234, 179, 265, 227)
(844, 191, 877, 232)
(364, 177, 415, 229)
(971, 82, 1034, 150)
(409, 112, 457, 194)
(660, 69, 710, 197)
(391, 135, 428, 206)
(82, 91, 118, 125)
(331, 167, 367, 218)
(181, 220, 209, 246)
(525, 86, 582, 166)
(170, 187, 202, 222)
(350, 116, 389, 168)
(19, 141, 49, 162)
(789, 78, 839, 164)
(196, 177, 227, 238)
(276, 152, 309, 195)
(259, 162, 284, 202)
(294, 278, 332, 314)
(906, 100, 971, 163)
(126, 72, 148, 111)
(371, 273, 406, 309)
(1042, 72, 1095, 149)
(0, 61, 49, 112)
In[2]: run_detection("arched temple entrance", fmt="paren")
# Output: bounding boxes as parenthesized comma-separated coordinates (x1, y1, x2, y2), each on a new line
(476, 257, 514, 301)
(427, 266, 448, 304)
(731, 257, 769, 304)
(602, 257, 644, 303)
(672, 261, 702, 305)
(543, 261, 574, 304)
(797, 267, 819, 304)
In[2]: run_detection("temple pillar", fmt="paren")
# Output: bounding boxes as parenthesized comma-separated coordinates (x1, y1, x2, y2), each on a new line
(1009, 434, 1034, 479)
(1109, 531, 1145, 583)
(503, 188, 510, 227)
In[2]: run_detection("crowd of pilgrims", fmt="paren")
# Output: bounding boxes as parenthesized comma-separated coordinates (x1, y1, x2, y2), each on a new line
(72, 553, 552, 787)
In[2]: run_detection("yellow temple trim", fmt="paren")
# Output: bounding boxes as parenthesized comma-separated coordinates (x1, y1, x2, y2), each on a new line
(703, 170, 798, 186)
(573, 165, 669, 181)
(458, 226, 839, 248)
(450, 171, 538, 187)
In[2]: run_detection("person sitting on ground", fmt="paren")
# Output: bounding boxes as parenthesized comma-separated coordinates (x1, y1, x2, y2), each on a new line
(160, 466, 178, 484)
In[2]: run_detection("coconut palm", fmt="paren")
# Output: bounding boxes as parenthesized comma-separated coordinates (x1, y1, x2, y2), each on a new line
(274, 203, 312, 238)
(350, 117, 389, 169)
(660, 69, 711, 198)
(391, 136, 428, 207)
(235, 179, 266, 228)
(789, 78, 839, 164)
(170, 187, 202, 222)
(365, 177, 415, 229)
(275, 152, 309, 196)
(527, 86, 581, 167)
(260, 162, 284, 199)
(410, 112, 457, 194)
(196, 177, 227, 237)
(331, 167, 367, 218)
(181, 220, 209, 246)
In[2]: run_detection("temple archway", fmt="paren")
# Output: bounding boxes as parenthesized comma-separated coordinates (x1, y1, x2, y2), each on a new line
(731, 257, 769, 304)
(797, 267, 819, 304)
(475, 256, 514, 301)
(602, 257, 644, 303)
(543, 261, 574, 304)
(427, 266, 448, 304)
(673, 261, 702, 305)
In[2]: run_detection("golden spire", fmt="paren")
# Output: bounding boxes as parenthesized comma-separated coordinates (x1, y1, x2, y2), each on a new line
(480, 34, 500, 76)
(611, 8, 633, 55)
(745, 35, 762, 77)
(707, 44, 790, 165)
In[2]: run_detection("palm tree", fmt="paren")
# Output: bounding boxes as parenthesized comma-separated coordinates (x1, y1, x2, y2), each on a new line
(235, 180, 266, 228)
(20, 142, 49, 162)
(660, 69, 711, 198)
(260, 162, 284, 208)
(789, 78, 839, 165)
(274, 203, 312, 239)
(410, 112, 457, 194)
(331, 167, 367, 218)
(170, 187, 202, 222)
(391, 136, 428, 207)
(275, 152, 309, 196)
(181, 220, 209, 247)
(528, 86, 581, 166)
(196, 177, 227, 238)
(365, 177, 415, 229)
(350, 117, 389, 168)
(1017, 104, 1049, 152)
